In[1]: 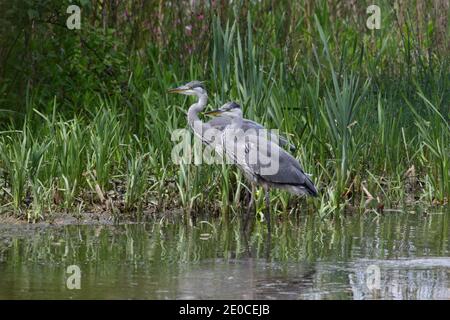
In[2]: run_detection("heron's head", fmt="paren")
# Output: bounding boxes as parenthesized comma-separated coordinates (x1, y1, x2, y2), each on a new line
(168, 80, 206, 96)
(205, 102, 243, 119)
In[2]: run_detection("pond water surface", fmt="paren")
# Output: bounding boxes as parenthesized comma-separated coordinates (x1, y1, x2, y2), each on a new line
(0, 210, 449, 299)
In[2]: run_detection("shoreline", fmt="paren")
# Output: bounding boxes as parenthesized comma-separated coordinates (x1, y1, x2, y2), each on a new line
(0, 203, 447, 227)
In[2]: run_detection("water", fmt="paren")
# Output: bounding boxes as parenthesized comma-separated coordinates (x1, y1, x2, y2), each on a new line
(0, 210, 449, 299)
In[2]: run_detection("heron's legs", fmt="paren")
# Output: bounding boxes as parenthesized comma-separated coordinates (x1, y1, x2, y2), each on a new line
(243, 183, 255, 232)
(264, 187, 272, 259)
(264, 187, 271, 235)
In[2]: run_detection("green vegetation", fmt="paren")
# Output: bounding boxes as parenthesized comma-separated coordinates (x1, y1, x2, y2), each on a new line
(0, 1, 448, 222)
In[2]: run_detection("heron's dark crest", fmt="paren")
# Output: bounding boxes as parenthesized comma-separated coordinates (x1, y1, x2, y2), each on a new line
(220, 102, 241, 112)
(186, 80, 205, 90)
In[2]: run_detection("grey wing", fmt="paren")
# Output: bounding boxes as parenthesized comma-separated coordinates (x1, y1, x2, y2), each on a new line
(241, 119, 265, 131)
(241, 119, 295, 151)
(244, 137, 317, 196)
(207, 116, 231, 132)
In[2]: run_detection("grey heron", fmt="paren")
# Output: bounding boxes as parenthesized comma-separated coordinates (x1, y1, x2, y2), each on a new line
(205, 102, 318, 233)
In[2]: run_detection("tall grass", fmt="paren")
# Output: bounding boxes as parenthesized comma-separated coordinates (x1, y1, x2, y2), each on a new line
(406, 92, 450, 203)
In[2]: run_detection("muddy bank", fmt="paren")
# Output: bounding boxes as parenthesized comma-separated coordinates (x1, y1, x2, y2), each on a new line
(0, 209, 183, 227)
(0, 212, 113, 226)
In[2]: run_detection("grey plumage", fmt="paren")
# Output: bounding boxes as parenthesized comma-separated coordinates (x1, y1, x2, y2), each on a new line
(206, 102, 296, 151)
(212, 101, 317, 234)
(217, 104, 318, 197)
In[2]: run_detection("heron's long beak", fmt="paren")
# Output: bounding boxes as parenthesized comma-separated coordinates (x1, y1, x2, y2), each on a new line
(204, 109, 224, 117)
(168, 85, 189, 94)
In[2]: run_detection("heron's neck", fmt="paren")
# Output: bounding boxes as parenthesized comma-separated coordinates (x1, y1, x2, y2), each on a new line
(187, 93, 208, 128)
(230, 116, 243, 129)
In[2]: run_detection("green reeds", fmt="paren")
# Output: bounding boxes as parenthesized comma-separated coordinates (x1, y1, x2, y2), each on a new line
(406, 92, 449, 203)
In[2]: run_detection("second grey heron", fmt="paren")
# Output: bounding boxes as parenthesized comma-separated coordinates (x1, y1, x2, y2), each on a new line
(205, 103, 318, 233)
